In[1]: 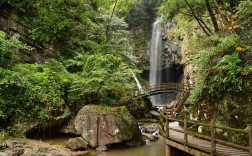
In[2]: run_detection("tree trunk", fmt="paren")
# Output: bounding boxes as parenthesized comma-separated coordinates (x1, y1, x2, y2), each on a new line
(205, 0, 219, 32)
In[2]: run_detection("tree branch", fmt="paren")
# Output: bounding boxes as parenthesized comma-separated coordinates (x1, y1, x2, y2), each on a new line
(212, 0, 229, 25)
(198, 17, 213, 34)
(183, 0, 211, 36)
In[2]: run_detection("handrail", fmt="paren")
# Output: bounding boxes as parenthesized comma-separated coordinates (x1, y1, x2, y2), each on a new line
(137, 83, 185, 96)
(147, 83, 184, 92)
(160, 111, 252, 155)
(136, 82, 184, 96)
(160, 112, 248, 134)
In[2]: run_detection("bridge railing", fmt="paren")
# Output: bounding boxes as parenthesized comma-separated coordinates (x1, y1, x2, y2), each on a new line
(160, 111, 252, 155)
(147, 83, 184, 92)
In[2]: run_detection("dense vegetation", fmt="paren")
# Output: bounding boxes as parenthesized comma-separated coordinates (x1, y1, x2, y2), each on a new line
(0, 0, 146, 133)
(159, 0, 252, 128)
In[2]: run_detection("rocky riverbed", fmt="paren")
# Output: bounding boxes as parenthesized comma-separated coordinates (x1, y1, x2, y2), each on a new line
(0, 137, 90, 156)
(0, 123, 160, 156)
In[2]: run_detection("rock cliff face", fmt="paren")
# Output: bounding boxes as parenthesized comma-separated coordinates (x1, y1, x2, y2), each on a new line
(10, 106, 71, 135)
(162, 22, 182, 69)
(136, 20, 186, 84)
(136, 19, 199, 86)
(161, 21, 200, 86)
(0, 9, 49, 64)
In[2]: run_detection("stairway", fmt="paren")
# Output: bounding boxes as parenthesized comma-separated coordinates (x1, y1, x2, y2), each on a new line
(166, 86, 191, 118)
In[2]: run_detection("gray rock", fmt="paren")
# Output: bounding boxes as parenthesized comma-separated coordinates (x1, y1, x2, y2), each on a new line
(0, 152, 9, 156)
(139, 124, 159, 134)
(58, 117, 80, 135)
(10, 106, 71, 134)
(65, 137, 88, 151)
(96, 146, 107, 151)
(5, 140, 25, 149)
(0, 142, 7, 150)
(7, 147, 24, 156)
(125, 126, 146, 147)
(75, 105, 144, 148)
(23, 146, 61, 156)
(37, 147, 51, 153)
(142, 133, 159, 141)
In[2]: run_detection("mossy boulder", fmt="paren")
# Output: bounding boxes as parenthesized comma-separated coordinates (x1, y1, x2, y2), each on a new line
(75, 105, 145, 148)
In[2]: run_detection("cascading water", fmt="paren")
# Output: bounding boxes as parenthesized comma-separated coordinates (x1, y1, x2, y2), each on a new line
(131, 71, 143, 94)
(149, 17, 163, 106)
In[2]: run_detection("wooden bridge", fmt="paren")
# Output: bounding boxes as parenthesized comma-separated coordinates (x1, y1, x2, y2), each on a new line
(139, 83, 184, 96)
(160, 111, 252, 156)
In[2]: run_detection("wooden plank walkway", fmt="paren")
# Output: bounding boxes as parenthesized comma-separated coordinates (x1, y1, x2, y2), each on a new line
(163, 122, 250, 156)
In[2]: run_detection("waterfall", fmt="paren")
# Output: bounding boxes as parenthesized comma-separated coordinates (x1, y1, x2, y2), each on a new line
(131, 71, 143, 94)
(149, 17, 163, 106)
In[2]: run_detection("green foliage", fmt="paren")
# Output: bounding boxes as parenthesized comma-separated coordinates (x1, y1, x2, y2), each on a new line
(208, 52, 242, 94)
(0, 0, 141, 133)
(0, 129, 8, 141)
(97, 0, 136, 17)
(0, 60, 70, 124)
(3, 0, 137, 57)
(159, 0, 206, 20)
(236, 0, 252, 19)
(188, 34, 243, 104)
(171, 14, 193, 37)
(159, 0, 252, 130)
(69, 53, 136, 108)
(5, 0, 106, 56)
(0, 31, 31, 68)
(123, 0, 160, 67)
(187, 79, 205, 105)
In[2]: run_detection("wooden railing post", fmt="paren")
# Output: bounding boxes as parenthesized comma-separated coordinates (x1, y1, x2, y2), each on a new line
(184, 117, 188, 145)
(248, 124, 252, 156)
(166, 113, 169, 138)
(211, 118, 216, 155)
(160, 110, 164, 133)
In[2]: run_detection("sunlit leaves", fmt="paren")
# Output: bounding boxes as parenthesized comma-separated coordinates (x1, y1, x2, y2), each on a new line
(0, 31, 31, 68)
(209, 52, 243, 94)
(0, 60, 70, 123)
(69, 53, 135, 106)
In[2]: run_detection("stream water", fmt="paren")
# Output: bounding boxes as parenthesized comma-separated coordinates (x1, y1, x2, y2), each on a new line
(96, 139, 165, 156)
(43, 137, 165, 156)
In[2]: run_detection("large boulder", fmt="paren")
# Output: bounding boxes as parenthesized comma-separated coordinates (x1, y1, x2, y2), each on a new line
(75, 105, 144, 148)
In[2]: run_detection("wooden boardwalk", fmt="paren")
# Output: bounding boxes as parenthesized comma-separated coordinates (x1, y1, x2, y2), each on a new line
(163, 123, 250, 156)
(160, 111, 252, 156)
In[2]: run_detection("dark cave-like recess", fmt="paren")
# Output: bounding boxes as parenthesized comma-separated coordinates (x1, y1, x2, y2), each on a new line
(141, 64, 184, 83)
